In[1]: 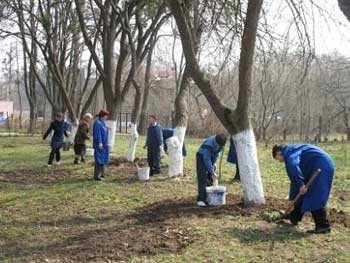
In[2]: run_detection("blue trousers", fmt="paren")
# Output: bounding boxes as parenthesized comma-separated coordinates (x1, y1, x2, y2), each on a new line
(196, 153, 213, 202)
(147, 147, 161, 175)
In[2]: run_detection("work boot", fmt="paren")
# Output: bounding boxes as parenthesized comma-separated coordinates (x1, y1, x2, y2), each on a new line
(306, 226, 331, 234)
(74, 157, 79, 164)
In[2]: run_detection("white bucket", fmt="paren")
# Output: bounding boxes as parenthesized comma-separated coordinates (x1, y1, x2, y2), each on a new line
(86, 148, 94, 156)
(206, 186, 227, 206)
(137, 166, 150, 181)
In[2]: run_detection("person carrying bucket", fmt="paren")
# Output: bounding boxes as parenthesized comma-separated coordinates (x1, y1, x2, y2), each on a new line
(272, 144, 335, 234)
(196, 134, 227, 207)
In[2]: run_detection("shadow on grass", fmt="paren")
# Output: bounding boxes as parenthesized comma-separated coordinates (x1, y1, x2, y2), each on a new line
(228, 224, 309, 244)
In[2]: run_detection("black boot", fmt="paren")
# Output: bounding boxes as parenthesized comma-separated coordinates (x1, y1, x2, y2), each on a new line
(307, 208, 331, 234)
(74, 157, 79, 164)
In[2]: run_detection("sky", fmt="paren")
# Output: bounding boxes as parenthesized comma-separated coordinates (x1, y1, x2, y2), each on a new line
(0, 0, 350, 81)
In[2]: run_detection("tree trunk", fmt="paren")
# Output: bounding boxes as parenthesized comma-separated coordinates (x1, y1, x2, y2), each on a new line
(168, 0, 265, 205)
(168, 65, 191, 177)
(339, 0, 350, 22)
(232, 0, 265, 205)
(138, 83, 150, 134)
(127, 81, 142, 162)
(137, 38, 155, 134)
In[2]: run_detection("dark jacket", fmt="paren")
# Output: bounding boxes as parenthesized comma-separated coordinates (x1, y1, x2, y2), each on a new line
(227, 138, 238, 164)
(146, 123, 163, 149)
(74, 121, 90, 145)
(43, 120, 68, 148)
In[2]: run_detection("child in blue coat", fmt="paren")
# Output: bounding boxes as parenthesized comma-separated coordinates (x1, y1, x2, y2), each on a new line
(42, 112, 69, 166)
(227, 137, 240, 183)
(162, 128, 187, 157)
(93, 110, 109, 181)
(196, 134, 227, 207)
(273, 144, 334, 234)
(144, 115, 163, 175)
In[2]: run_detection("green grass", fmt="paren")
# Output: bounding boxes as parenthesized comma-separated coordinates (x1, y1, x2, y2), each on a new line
(0, 135, 350, 262)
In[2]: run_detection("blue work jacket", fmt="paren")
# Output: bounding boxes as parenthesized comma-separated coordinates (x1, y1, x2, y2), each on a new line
(282, 144, 334, 212)
(93, 118, 109, 165)
(197, 136, 223, 175)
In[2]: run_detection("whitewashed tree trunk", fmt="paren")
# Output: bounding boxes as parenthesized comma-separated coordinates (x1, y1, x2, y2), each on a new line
(232, 129, 265, 205)
(106, 120, 117, 153)
(168, 126, 186, 177)
(69, 122, 78, 145)
(126, 122, 139, 162)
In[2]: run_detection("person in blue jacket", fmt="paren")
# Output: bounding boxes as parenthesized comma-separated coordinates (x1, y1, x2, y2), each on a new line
(42, 112, 69, 166)
(93, 109, 109, 181)
(227, 137, 240, 183)
(162, 128, 187, 157)
(272, 144, 334, 234)
(196, 134, 227, 207)
(144, 115, 163, 175)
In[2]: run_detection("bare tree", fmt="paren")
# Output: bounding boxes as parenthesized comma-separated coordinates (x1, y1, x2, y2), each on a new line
(75, 0, 168, 151)
(168, 0, 265, 205)
(339, 0, 350, 22)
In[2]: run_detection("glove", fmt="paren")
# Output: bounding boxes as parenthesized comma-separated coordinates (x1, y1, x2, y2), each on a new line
(98, 143, 103, 150)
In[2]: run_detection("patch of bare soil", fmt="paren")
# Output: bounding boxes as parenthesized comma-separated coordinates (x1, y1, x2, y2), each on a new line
(55, 224, 194, 262)
(133, 194, 350, 228)
(328, 208, 350, 227)
(6, 194, 350, 262)
(108, 157, 138, 175)
(336, 190, 350, 202)
(0, 170, 77, 184)
(133, 195, 283, 224)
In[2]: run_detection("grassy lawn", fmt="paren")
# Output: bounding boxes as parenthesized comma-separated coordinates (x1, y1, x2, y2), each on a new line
(0, 134, 350, 262)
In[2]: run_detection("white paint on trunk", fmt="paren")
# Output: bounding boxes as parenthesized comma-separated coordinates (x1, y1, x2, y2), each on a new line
(232, 129, 265, 205)
(69, 123, 78, 144)
(127, 122, 139, 162)
(106, 120, 117, 152)
(168, 126, 186, 177)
